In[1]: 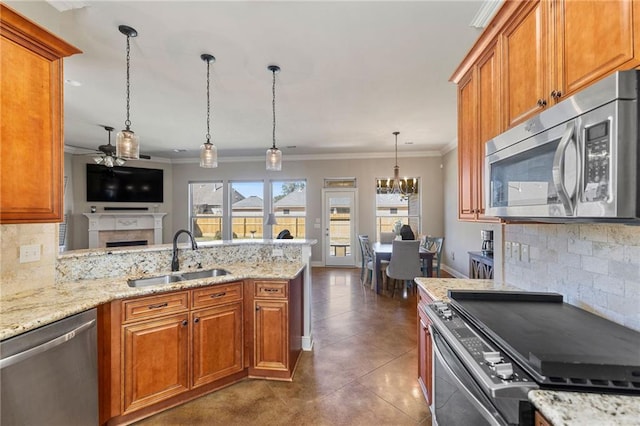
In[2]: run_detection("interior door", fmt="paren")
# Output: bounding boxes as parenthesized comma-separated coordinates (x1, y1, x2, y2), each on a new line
(322, 189, 356, 266)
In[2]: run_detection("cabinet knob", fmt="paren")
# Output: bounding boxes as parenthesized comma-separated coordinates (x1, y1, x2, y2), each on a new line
(537, 98, 547, 107)
(194, 317, 200, 323)
(550, 90, 562, 99)
(255, 306, 261, 311)
(182, 320, 188, 327)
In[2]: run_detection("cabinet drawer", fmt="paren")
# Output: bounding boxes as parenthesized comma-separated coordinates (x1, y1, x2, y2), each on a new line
(192, 282, 243, 309)
(254, 281, 288, 298)
(123, 292, 189, 323)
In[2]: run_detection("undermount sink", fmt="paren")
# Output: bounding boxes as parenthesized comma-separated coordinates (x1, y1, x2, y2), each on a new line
(127, 269, 230, 288)
(180, 268, 229, 280)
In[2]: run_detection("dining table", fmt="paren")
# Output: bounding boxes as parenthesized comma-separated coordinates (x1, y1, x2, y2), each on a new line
(372, 242, 435, 294)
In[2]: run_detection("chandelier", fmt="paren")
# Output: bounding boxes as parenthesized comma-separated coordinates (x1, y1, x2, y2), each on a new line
(376, 131, 418, 200)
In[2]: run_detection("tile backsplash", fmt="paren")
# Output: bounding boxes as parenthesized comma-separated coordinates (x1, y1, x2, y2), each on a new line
(1, 223, 58, 296)
(505, 223, 640, 331)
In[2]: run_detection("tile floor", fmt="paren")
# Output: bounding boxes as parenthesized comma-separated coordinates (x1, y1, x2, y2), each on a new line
(135, 267, 433, 425)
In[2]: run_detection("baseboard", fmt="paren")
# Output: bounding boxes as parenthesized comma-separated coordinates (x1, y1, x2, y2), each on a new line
(441, 263, 468, 279)
(310, 261, 324, 267)
(301, 335, 314, 351)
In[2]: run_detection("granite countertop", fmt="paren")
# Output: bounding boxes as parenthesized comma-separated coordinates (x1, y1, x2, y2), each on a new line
(414, 277, 518, 301)
(530, 390, 640, 426)
(0, 261, 304, 341)
(413, 277, 640, 426)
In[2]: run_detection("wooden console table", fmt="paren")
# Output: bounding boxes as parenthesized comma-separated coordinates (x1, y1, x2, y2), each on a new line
(468, 251, 494, 279)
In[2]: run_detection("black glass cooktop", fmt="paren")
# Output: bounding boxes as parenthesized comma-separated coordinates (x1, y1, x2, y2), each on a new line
(449, 290, 640, 391)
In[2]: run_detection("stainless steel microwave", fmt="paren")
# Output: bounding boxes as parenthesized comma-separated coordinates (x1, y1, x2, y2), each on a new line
(485, 70, 639, 222)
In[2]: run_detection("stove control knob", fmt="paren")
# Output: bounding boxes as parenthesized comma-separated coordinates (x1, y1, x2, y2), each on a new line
(495, 363, 514, 380)
(482, 351, 502, 365)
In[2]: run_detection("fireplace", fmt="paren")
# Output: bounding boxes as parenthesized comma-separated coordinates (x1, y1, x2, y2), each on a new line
(83, 212, 166, 249)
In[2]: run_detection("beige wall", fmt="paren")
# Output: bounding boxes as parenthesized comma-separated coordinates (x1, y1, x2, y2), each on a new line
(172, 155, 445, 263)
(442, 148, 503, 281)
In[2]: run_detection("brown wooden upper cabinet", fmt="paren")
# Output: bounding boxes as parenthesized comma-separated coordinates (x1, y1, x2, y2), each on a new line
(452, 0, 639, 222)
(0, 4, 81, 224)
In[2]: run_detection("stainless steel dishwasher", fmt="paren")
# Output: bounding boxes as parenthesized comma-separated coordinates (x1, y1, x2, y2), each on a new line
(1, 308, 98, 425)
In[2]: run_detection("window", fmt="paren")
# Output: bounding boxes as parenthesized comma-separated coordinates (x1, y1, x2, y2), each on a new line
(375, 177, 420, 240)
(189, 181, 224, 241)
(231, 181, 264, 239)
(272, 180, 306, 239)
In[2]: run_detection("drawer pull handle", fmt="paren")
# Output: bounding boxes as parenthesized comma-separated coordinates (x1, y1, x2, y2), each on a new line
(264, 288, 279, 293)
(210, 292, 227, 298)
(148, 302, 168, 309)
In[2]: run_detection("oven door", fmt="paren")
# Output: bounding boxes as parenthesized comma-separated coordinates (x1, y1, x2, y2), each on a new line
(431, 328, 508, 426)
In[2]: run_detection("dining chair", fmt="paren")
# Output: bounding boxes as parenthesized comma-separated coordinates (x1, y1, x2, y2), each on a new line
(385, 240, 422, 297)
(423, 236, 445, 277)
(379, 232, 396, 244)
(358, 235, 388, 290)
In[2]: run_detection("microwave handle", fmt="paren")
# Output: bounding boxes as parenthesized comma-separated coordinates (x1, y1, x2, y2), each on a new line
(552, 123, 576, 216)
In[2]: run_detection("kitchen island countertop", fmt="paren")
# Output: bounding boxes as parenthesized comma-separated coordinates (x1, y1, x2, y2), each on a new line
(413, 277, 640, 426)
(0, 261, 304, 341)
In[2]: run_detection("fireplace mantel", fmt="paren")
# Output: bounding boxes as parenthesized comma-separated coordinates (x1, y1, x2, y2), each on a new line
(83, 212, 166, 248)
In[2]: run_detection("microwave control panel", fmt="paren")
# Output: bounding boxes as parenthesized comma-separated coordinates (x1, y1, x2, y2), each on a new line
(583, 120, 611, 202)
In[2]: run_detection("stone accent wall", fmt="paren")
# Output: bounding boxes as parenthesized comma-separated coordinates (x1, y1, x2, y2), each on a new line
(504, 223, 640, 331)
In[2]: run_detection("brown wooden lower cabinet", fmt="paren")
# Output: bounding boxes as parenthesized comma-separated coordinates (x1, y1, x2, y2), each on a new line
(535, 410, 552, 426)
(417, 286, 434, 405)
(98, 275, 303, 425)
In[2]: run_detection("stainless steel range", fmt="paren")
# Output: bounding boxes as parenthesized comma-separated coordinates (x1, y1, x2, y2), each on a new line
(425, 291, 640, 426)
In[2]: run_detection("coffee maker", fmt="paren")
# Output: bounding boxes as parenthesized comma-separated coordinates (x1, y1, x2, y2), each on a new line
(481, 230, 494, 256)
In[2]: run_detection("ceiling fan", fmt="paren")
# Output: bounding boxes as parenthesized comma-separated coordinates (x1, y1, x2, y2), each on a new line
(79, 125, 151, 167)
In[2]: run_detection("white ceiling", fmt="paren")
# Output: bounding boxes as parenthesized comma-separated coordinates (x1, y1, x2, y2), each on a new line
(15, 1, 487, 161)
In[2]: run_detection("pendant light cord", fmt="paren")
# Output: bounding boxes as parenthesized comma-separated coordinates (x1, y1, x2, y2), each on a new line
(272, 69, 277, 150)
(394, 132, 398, 167)
(125, 34, 131, 129)
(206, 59, 211, 143)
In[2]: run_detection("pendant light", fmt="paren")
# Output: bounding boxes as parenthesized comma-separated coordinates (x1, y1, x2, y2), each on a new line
(266, 65, 282, 171)
(199, 54, 218, 168)
(375, 131, 417, 200)
(116, 25, 140, 160)
(390, 131, 402, 195)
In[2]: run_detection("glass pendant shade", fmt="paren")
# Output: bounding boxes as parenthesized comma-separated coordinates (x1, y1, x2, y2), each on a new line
(266, 147, 282, 171)
(115, 158, 126, 166)
(116, 129, 139, 159)
(93, 156, 104, 165)
(200, 142, 218, 168)
(104, 156, 115, 168)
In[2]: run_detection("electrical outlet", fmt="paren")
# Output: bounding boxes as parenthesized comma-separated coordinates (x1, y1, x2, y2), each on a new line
(451, 251, 455, 261)
(20, 244, 41, 263)
(505, 241, 512, 259)
(512, 242, 521, 261)
(272, 248, 284, 257)
(521, 244, 530, 263)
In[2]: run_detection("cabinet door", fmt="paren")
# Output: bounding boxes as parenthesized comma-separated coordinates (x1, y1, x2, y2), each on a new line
(418, 313, 432, 405)
(555, 0, 640, 98)
(122, 314, 189, 413)
(457, 70, 477, 220)
(191, 302, 243, 388)
(0, 5, 80, 223)
(254, 299, 288, 371)
(477, 42, 501, 220)
(501, 0, 549, 128)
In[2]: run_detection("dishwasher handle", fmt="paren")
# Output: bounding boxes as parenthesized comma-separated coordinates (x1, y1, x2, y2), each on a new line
(0, 318, 96, 370)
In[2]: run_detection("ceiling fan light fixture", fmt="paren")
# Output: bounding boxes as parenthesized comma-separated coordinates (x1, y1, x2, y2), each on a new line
(199, 53, 218, 168)
(116, 25, 140, 160)
(93, 156, 104, 165)
(266, 64, 282, 171)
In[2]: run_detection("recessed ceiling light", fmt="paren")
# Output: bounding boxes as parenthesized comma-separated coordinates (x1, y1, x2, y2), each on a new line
(405, 141, 414, 145)
(65, 79, 82, 87)
(286, 145, 297, 149)
(173, 149, 187, 152)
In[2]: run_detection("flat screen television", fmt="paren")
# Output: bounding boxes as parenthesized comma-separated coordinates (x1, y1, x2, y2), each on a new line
(86, 164, 163, 203)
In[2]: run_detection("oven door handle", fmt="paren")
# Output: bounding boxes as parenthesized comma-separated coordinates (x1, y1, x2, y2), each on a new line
(432, 331, 508, 426)
(552, 122, 576, 216)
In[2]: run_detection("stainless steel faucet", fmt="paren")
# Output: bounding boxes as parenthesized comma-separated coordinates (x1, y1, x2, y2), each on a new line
(171, 229, 198, 271)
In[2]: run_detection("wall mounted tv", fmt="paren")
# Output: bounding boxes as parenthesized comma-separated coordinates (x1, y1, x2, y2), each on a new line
(86, 164, 163, 203)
